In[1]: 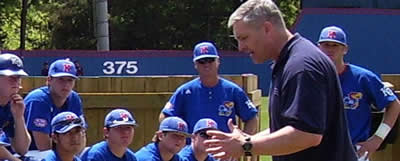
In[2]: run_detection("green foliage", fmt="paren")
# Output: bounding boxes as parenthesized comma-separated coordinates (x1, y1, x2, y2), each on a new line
(0, 0, 300, 50)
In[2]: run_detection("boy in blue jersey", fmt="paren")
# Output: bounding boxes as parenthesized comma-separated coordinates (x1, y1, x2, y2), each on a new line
(318, 26, 400, 160)
(42, 111, 86, 161)
(160, 41, 259, 137)
(81, 109, 137, 161)
(204, 1, 357, 161)
(24, 59, 85, 151)
(0, 53, 31, 161)
(179, 118, 218, 161)
(135, 117, 190, 161)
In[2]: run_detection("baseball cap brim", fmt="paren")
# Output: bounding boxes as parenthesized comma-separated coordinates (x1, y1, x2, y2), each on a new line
(193, 55, 219, 62)
(108, 121, 138, 128)
(0, 69, 28, 76)
(193, 127, 217, 134)
(162, 129, 192, 137)
(54, 123, 84, 134)
(50, 73, 79, 79)
(318, 39, 347, 46)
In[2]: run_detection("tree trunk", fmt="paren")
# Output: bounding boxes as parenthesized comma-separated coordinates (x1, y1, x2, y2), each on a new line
(20, 0, 28, 50)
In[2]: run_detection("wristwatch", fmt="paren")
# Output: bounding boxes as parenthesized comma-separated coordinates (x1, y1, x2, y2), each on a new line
(242, 137, 253, 156)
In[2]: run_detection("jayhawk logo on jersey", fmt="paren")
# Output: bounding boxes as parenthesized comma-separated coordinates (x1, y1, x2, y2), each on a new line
(218, 101, 234, 117)
(343, 92, 363, 109)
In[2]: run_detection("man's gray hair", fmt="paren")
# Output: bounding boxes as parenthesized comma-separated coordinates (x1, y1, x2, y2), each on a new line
(228, 0, 286, 28)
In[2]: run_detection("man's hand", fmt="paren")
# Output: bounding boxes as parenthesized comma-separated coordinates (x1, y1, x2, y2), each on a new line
(356, 135, 383, 158)
(205, 119, 248, 160)
(10, 94, 25, 119)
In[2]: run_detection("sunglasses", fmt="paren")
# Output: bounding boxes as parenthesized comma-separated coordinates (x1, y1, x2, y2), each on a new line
(196, 58, 216, 64)
(198, 131, 211, 139)
(53, 119, 82, 130)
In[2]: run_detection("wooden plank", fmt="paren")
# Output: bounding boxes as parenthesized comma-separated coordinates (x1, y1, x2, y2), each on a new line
(75, 77, 99, 93)
(84, 108, 102, 146)
(33, 76, 47, 89)
(80, 93, 172, 109)
(222, 75, 244, 88)
(382, 74, 400, 91)
(121, 76, 146, 92)
(129, 109, 145, 151)
(242, 74, 258, 93)
(97, 77, 122, 92)
(247, 90, 262, 107)
(21, 76, 35, 94)
(144, 76, 169, 92)
(168, 75, 194, 92)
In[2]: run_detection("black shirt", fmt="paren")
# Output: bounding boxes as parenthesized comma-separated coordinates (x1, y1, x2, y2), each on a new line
(268, 34, 357, 161)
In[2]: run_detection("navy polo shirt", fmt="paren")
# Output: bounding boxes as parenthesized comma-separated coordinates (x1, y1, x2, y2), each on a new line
(268, 34, 357, 161)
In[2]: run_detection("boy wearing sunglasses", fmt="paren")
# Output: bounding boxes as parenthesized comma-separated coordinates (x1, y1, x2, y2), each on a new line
(135, 117, 190, 161)
(160, 42, 258, 142)
(42, 111, 86, 161)
(81, 109, 137, 161)
(24, 59, 86, 151)
(179, 118, 218, 161)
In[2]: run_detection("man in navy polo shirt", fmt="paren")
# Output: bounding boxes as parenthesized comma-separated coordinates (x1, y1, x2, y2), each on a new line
(24, 59, 85, 151)
(135, 117, 190, 161)
(179, 118, 218, 161)
(160, 41, 258, 138)
(204, 0, 357, 161)
(81, 109, 137, 161)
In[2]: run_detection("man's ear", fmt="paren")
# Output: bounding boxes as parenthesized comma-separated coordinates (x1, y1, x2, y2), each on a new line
(103, 127, 109, 139)
(51, 133, 58, 144)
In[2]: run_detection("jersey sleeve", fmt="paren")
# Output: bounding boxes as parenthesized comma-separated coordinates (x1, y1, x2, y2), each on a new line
(161, 89, 185, 117)
(24, 100, 52, 134)
(281, 71, 328, 134)
(361, 73, 397, 111)
(234, 88, 258, 121)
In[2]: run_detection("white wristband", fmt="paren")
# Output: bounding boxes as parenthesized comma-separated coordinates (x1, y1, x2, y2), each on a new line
(374, 123, 391, 140)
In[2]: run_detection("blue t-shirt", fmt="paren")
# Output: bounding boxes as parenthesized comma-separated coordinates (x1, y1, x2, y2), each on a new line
(41, 150, 81, 161)
(135, 143, 183, 161)
(81, 141, 137, 161)
(178, 145, 215, 161)
(24, 86, 84, 150)
(268, 34, 357, 161)
(340, 64, 397, 144)
(0, 103, 15, 139)
(162, 78, 258, 134)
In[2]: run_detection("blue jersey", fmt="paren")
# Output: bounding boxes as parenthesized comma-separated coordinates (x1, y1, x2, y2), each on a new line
(135, 143, 183, 161)
(41, 150, 81, 161)
(0, 103, 15, 139)
(340, 64, 397, 144)
(81, 141, 137, 161)
(162, 78, 258, 134)
(24, 86, 84, 150)
(178, 145, 215, 161)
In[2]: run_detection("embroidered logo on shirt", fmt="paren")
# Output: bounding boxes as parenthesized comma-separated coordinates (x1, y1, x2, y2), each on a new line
(33, 118, 47, 128)
(343, 92, 363, 109)
(185, 89, 191, 95)
(218, 101, 233, 117)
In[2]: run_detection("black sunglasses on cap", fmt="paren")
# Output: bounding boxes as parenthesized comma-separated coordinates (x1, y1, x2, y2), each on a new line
(198, 131, 211, 139)
(196, 58, 216, 64)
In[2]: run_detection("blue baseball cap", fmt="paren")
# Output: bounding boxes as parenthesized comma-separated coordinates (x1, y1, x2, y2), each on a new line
(193, 42, 220, 62)
(193, 118, 218, 134)
(0, 53, 28, 76)
(104, 109, 137, 128)
(159, 117, 191, 137)
(48, 59, 78, 79)
(51, 112, 85, 134)
(318, 26, 347, 46)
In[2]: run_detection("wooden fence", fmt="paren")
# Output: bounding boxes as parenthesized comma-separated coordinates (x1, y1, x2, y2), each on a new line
(21, 74, 262, 152)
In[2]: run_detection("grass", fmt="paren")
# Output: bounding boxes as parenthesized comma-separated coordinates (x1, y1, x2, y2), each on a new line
(259, 97, 272, 161)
